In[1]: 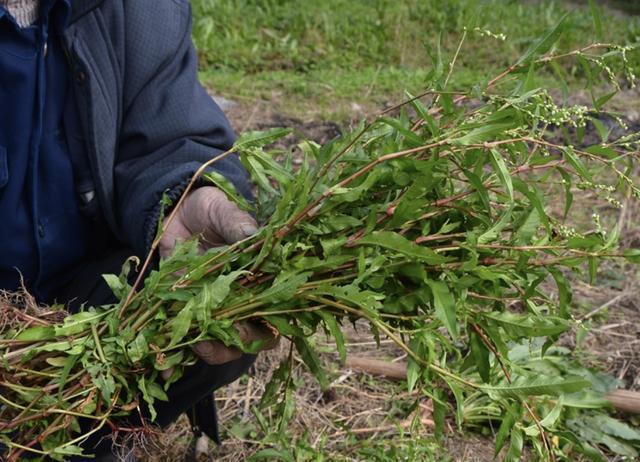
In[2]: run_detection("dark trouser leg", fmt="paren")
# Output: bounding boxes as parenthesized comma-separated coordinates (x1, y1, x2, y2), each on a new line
(50, 248, 255, 456)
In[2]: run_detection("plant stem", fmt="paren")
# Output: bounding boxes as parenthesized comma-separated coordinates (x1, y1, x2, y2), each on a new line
(92, 323, 107, 364)
(305, 295, 480, 390)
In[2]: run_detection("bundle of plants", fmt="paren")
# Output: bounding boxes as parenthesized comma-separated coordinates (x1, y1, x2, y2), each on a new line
(1, 23, 639, 461)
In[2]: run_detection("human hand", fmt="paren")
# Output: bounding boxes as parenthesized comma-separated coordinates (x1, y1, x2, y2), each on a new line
(193, 320, 279, 365)
(158, 187, 278, 366)
(159, 186, 258, 258)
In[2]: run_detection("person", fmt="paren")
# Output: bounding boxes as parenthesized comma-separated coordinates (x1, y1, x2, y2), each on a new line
(0, 0, 276, 459)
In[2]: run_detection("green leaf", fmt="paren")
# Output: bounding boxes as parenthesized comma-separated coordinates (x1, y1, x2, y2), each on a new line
(594, 92, 616, 112)
(557, 167, 573, 220)
(585, 144, 618, 159)
(623, 249, 640, 263)
(426, 280, 458, 340)
(330, 170, 385, 203)
(154, 351, 184, 372)
(453, 123, 516, 146)
(380, 117, 425, 147)
(249, 448, 294, 462)
(600, 435, 638, 457)
(570, 419, 639, 458)
(515, 12, 569, 66)
(103, 274, 125, 296)
(477, 206, 513, 245)
(496, 404, 520, 456)
(235, 127, 292, 150)
(548, 268, 572, 318)
(462, 167, 491, 214)
(563, 391, 609, 409)
(588, 415, 640, 441)
(54, 311, 106, 337)
(204, 171, 252, 211)
(591, 118, 611, 143)
(588, 256, 598, 284)
(588, 0, 603, 41)
(317, 311, 346, 363)
(515, 207, 540, 245)
(103, 257, 138, 298)
(504, 426, 524, 462)
(51, 445, 85, 458)
(33, 339, 85, 355)
(168, 305, 193, 348)
(127, 332, 149, 363)
(483, 311, 570, 338)
(470, 330, 490, 383)
(539, 395, 564, 429)
(263, 315, 305, 337)
(244, 152, 278, 194)
(15, 326, 55, 341)
(312, 284, 384, 314)
(95, 371, 116, 403)
(58, 354, 80, 401)
(433, 389, 447, 439)
(407, 334, 427, 393)
(138, 376, 157, 421)
(409, 94, 439, 137)
(259, 271, 312, 303)
(191, 270, 245, 324)
(482, 376, 590, 399)
(358, 231, 448, 265)
(145, 380, 169, 402)
(293, 337, 327, 389)
(260, 361, 290, 408)
(519, 61, 537, 94)
(564, 147, 593, 181)
(406, 357, 420, 394)
(490, 148, 513, 201)
(512, 178, 550, 232)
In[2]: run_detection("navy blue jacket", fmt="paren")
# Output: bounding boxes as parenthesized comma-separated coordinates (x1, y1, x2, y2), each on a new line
(60, 0, 251, 257)
(0, 0, 96, 297)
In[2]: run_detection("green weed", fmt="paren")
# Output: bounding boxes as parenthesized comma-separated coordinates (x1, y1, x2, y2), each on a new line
(192, 0, 640, 118)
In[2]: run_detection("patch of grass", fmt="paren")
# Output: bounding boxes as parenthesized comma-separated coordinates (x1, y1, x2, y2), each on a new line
(199, 66, 434, 119)
(192, 0, 640, 119)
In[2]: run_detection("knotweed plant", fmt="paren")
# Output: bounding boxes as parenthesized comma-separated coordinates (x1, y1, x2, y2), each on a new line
(1, 19, 639, 461)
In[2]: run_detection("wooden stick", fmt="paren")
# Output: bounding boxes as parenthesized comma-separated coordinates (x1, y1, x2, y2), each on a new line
(344, 356, 407, 381)
(344, 356, 640, 414)
(606, 390, 640, 414)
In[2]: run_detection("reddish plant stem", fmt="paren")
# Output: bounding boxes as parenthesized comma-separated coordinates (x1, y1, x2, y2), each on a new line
(313, 88, 466, 193)
(9, 415, 66, 462)
(415, 233, 466, 244)
(276, 140, 451, 240)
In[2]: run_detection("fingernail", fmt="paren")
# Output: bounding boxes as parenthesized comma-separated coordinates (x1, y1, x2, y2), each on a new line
(240, 223, 258, 237)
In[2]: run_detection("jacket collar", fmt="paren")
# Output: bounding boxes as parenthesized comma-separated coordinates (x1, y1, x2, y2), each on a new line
(70, 0, 104, 24)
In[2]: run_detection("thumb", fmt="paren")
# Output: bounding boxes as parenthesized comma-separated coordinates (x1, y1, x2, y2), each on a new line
(206, 190, 258, 244)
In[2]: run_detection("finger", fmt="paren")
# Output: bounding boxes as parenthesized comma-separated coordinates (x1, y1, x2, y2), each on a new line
(161, 367, 174, 381)
(205, 190, 258, 244)
(181, 187, 257, 246)
(177, 188, 225, 246)
(236, 321, 280, 351)
(159, 217, 193, 259)
(193, 340, 243, 366)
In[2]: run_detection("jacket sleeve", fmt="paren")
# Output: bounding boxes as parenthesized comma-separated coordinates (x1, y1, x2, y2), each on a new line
(113, 0, 251, 257)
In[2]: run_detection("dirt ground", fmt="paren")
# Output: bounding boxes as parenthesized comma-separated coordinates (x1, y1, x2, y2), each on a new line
(132, 92, 640, 461)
